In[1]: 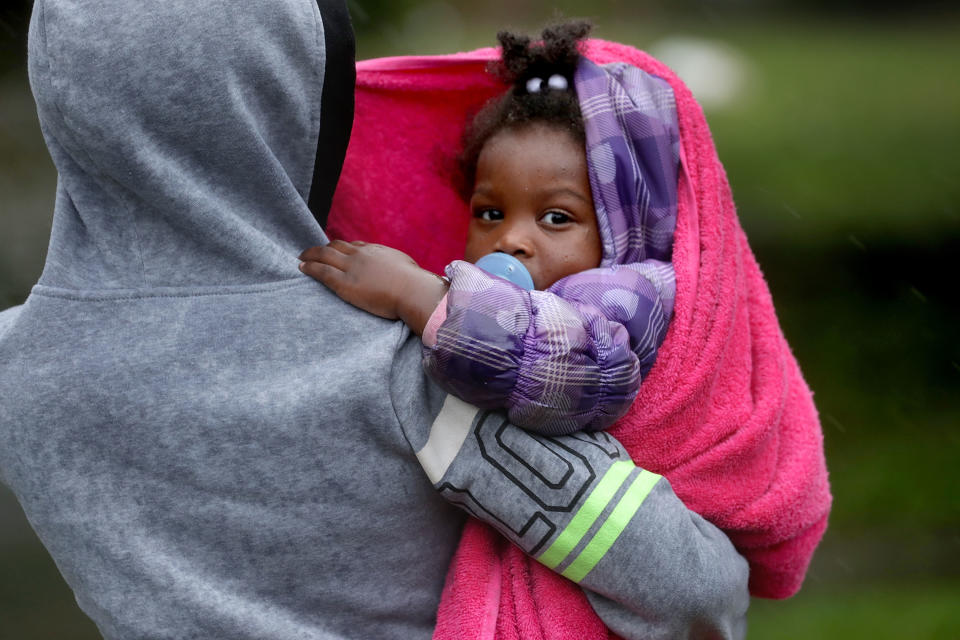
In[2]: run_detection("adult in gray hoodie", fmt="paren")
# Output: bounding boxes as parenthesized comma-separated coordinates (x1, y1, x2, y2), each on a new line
(0, 1, 749, 638)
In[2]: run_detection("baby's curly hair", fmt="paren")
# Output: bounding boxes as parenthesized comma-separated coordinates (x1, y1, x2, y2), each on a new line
(457, 20, 592, 200)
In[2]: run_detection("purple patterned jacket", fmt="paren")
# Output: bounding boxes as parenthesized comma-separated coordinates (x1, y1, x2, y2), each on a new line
(422, 59, 680, 435)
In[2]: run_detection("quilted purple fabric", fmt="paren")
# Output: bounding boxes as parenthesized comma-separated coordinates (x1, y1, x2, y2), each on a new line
(422, 58, 680, 434)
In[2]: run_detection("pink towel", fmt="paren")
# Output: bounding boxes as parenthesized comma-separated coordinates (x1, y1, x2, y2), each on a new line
(330, 40, 831, 639)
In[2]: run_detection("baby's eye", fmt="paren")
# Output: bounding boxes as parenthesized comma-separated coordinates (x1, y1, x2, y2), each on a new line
(475, 209, 504, 222)
(541, 211, 572, 226)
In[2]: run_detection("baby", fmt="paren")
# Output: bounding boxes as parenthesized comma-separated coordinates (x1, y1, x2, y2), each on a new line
(299, 21, 678, 436)
(300, 21, 831, 609)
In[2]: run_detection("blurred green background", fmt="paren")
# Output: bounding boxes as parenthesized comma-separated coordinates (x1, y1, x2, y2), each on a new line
(2, 0, 958, 638)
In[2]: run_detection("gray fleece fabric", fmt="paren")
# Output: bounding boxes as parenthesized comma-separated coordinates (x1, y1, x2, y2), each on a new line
(0, 1, 461, 638)
(0, 1, 749, 638)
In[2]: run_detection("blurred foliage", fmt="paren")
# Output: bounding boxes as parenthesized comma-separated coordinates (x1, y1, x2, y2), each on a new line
(703, 21, 960, 243)
(0, 0, 30, 73)
(755, 238, 959, 515)
(0, 537, 102, 638)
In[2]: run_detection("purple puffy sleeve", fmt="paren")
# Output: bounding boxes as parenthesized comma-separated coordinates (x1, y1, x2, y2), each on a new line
(421, 259, 676, 435)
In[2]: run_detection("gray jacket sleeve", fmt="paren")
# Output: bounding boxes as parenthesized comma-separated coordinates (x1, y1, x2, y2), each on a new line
(413, 395, 749, 640)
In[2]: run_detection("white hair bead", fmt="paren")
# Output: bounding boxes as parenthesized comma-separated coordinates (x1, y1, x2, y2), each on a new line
(524, 74, 569, 94)
(547, 74, 568, 90)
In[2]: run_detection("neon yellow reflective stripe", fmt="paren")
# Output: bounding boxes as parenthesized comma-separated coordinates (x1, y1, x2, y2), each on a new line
(561, 469, 661, 583)
(537, 460, 633, 569)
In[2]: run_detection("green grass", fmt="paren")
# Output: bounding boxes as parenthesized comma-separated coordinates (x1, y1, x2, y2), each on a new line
(749, 582, 960, 639)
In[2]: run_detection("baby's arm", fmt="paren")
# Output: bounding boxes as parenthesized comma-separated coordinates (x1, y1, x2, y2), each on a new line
(423, 260, 674, 435)
(298, 240, 447, 335)
(299, 242, 674, 436)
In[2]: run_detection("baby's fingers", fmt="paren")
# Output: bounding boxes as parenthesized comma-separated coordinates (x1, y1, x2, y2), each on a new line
(298, 241, 354, 264)
(299, 256, 395, 319)
(298, 245, 325, 262)
(327, 239, 360, 253)
(299, 245, 351, 271)
(298, 259, 345, 289)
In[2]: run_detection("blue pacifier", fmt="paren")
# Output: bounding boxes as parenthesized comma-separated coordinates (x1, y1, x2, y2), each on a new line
(475, 253, 535, 290)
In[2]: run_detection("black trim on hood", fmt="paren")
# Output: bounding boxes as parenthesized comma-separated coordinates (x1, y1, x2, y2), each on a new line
(308, 0, 356, 230)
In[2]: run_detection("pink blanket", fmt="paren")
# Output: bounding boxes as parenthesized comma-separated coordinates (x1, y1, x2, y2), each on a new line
(330, 40, 831, 639)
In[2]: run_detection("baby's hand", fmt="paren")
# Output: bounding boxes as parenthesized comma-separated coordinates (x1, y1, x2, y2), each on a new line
(298, 241, 447, 335)
(299, 240, 418, 319)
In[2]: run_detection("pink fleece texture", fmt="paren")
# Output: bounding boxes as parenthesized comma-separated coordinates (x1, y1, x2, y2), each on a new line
(329, 40, 831, 639)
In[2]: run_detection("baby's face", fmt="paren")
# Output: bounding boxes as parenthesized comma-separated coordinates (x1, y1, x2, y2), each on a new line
(464, 123, 602, 290)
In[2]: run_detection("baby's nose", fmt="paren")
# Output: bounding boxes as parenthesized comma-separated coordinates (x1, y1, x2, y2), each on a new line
(495, 221, 534, 257)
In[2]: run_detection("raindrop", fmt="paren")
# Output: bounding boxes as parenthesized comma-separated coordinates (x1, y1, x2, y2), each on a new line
(835, 558, 853, 575)
(824, 414, 846, 433)
(345, 0, 369, 25)
(848, 234, 867, 252)
(782, 203, 801, 220)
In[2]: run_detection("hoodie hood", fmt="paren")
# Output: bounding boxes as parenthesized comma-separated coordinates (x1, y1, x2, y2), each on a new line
(2, 5, 468, 638)
(28, 0, 340, 290)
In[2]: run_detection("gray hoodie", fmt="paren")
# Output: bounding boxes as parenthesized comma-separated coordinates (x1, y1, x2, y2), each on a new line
(0, 1, 748, 638)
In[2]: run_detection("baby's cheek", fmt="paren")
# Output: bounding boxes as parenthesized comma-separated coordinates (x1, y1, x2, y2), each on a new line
(463, 232, 486, 264)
